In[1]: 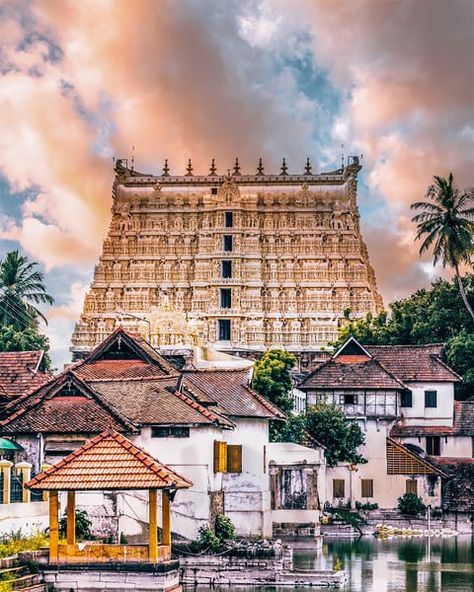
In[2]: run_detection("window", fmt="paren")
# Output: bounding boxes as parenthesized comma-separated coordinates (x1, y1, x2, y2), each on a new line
(406, 479, 418, 495)
(225, 212, 233, 227)
(218, 319, 231, 341)
(223, 235, 233, 252)
(361, 479, 374, 498)
(400, 391, 413, 408)
(227, 445, 242, 473)
(214, 440, 227, 473)
(426, 436, 441, 456)
(222, 260, 232, 278)
(333, 479, 345, 498)
(343, 394, 358, 405)
(151, 426, 190, 438)
(220, 288, 231, 309)
(424, 390, 437, 408)
(211, 187, 218, 195)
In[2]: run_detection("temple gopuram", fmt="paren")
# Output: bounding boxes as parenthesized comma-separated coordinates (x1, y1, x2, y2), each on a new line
(71, 156, 383, 363)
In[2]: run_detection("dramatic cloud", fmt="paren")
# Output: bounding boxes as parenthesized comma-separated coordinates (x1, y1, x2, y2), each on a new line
(0, 0, 472, 364)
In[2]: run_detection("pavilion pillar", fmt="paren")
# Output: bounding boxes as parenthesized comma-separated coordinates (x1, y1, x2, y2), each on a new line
(148, 489, 158, 562)
(49, 491, 59, 563)
(66, 491, 76, 546)
(162, 489, 171, 547)
(41, 465, 51, 501)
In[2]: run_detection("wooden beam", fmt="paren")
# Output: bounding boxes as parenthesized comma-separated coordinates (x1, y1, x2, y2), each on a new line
(149, 489, 158, 562)
(66, 491, 76, 546)
(162, 489, 171, 547)
(49, 491, 59, 563)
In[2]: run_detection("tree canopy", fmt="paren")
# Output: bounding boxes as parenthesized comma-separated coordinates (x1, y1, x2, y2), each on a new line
(252, 349, 297, 414)
(0, 325, 51, 369)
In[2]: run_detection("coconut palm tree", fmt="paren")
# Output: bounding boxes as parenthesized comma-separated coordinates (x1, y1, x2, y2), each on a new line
(0, 251, 54, 329)
(411, 173, 474, 322)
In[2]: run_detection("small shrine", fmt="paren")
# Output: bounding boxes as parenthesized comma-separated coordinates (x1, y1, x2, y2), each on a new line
(25, 428, 191, 566)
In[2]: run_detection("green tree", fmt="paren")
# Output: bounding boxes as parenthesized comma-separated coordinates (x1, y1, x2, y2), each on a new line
(269, 413, 308, 444)
(0, 250, 54, 330)
(305, 402, 366, 468)
(411, 173, 474, 322)
(0, 325, 51, 369)
(253, 349, 297, 414)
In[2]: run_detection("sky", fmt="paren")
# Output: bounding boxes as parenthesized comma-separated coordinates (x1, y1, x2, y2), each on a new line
(0, 0, 473, 368)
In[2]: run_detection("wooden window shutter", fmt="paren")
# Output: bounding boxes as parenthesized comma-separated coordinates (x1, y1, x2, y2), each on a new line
(227, 445, 242, 473)
(214, 440, 228, 473)
(406, 479, 417, 495)
(361, 479, 374, 498)
(333, 479, 345, 498)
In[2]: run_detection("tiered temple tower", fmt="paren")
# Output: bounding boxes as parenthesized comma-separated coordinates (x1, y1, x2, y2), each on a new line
(71, 156, 383, 361)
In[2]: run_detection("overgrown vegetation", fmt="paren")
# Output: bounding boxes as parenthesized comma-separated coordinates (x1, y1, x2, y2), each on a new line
(191, 513, 236, 553)
(59, 509, 92, 540)
(323, 503, 367, 535)
(253, 349, 296, 414)
(0, 528, 48, 558)
(397, 493, 426, 516)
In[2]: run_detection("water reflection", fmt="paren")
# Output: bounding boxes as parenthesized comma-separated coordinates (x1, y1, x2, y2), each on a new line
(188, 536, 473, 592)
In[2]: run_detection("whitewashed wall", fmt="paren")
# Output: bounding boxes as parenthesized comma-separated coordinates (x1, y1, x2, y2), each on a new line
(401, 382, 454, 426)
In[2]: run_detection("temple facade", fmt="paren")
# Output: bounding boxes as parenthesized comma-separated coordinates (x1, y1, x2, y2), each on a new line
(71, 157, 383, 359)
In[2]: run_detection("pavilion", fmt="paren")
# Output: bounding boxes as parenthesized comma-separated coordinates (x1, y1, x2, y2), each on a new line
(25, 428, 192, 564)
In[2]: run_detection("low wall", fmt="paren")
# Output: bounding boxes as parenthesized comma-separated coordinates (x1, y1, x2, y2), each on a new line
(0, 501, 48, 536)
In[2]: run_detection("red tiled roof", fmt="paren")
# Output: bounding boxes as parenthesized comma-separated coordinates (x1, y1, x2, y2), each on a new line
(391, 401, 474, 437)
(299, 358, 406, 391)
(0, 351, 51, 399)
(26, 428, 193, 491)
(74, 359, 171, 381)
(183, 369, 286, 419)
(367, 344, 460, 382)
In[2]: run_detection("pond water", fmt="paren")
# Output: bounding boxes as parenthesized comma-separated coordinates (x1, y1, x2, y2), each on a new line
(190, 536, 474, 592)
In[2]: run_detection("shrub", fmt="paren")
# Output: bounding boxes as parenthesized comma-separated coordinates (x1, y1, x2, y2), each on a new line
(0, 529, 48, 558)
(355, 501, 379, 511)
(214, 513, 236, 542)
(59, 509, 92, 540)
(195, 526, 220, 552)
(397, 493, 426, 516)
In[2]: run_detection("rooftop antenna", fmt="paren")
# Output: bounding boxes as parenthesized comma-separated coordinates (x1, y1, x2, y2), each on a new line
(131, 145, 135, 172)
(341, 144, 345, 171)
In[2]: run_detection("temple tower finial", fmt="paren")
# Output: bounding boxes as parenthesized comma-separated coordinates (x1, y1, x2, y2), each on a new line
(256, 158, 264, 175)
(233, 157, 241, 176)
(185, 159, 193, 176)
(304, 157, 313, 175)
(209, 158, 217, 176)
(162, 159, 170, 176)
(280, 157, 288, 176)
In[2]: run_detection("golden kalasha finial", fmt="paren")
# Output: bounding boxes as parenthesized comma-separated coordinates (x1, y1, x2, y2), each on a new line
(256, 158, 264, 175)
(233, 157, 241, 176)
(280, 157, 288, 175)
(209, 158, 217, 176)
(162, 159, 170, 176)
(304, 157, 313, 175)
(185, 158, 193, 176)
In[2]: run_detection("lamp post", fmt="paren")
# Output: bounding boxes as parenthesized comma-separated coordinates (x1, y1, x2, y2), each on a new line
(117, 311, 151, 343)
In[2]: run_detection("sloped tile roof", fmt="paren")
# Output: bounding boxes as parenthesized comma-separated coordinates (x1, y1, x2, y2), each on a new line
(74, 359, 171, 381)
(183, 369, 286, 419)
(0, 351, 51, 399)
(26, 428, 192, 491)
(299, 359, 406, 391)
(89, 379, 234, 428)
(391, 401, 474, 437)
(367, 344, 460, 382)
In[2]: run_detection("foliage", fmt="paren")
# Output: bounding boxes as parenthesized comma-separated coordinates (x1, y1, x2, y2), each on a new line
(305, 402, 366, 467)
(59, 509, 92, 540)
(355, 501, 379, 511)
(397, 493, 426, 516)
(0, 251, 54, 330)
(333, 275, 474, 399)
(214, 513, 236, 542)
(253, 349, 297, 414)
(193, 526, 221, 552)
(269, 413, 308, 444)
(0, 324, 51, 369)
(0, 528, 48, 558)
(411, 173, 474, 321)
(324, 504, 367, 535)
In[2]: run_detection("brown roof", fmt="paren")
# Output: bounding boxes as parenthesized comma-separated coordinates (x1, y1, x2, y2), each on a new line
(367, 344, 460, 382)
(26, 428, 192, 491)
(391, 401, 474, 437)
(299, 359, 406, 391)
(89, 378, 234, 428)
(183, 369, 286, 419)
(74, 359, 171, 381)
(0, 351, 51, 399)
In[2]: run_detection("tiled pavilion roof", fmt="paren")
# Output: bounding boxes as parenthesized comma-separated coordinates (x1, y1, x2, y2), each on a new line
(26, 428, 192, 491)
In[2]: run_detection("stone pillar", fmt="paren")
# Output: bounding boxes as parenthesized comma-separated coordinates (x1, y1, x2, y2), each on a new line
(66, 491, 76, 546)
(49, 491, 59, 563)
(162, 489, 171, 547)
(41, 465, 51, 501)
(0, 460, 13, 504)
(15, 462, 32, 503)
(149, 489, 158, 562)
(268, 463, 280, 511)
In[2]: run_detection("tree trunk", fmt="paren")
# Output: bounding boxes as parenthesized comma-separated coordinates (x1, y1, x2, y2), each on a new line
(455, 265, 474, 323)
